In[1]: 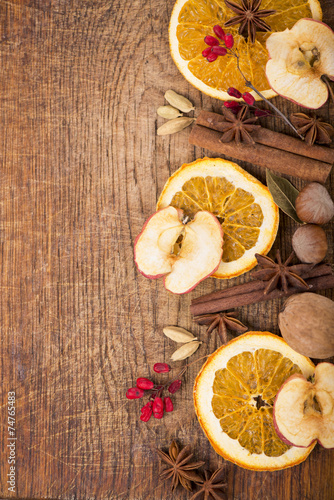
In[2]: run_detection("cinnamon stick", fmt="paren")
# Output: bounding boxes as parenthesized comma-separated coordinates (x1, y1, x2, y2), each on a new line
(197, 111, 334, 165)
(190, 274, 334, 316)
(192, 280, 265, 305)
(191, 264, 333, 306)
(189, 114, 333, 183)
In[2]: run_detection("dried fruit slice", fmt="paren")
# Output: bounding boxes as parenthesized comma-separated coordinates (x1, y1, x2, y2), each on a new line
(157, 158, 279, 279)
(266, 19, 334, 108)
(134, 206, 223, 294)
(274, 363, 334, 448)
(194, 332, 316, 470)
(169, 0, 322, 100)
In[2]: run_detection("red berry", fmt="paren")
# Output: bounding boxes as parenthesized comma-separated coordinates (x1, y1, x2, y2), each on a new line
(223, 101, 242, 114)
(224, 33, 234, 48)
(168, 380, 182, 394)
(255, 108, 272, 117)
(164, 397, 174, 412)
(227, 87, 242, 98)
(204, 35, 220, 47)
(213, 25, 225, 40)
(211, 46, 227, 56)
(242, 92, 255, 105)
(126, 387, 144, 400)
(153, 397, 163, 412)
(140, 413, 151, 422)
(153, 363, 171, 373)
(140, 402, 153, 422)
(153, 397, 164, 419)
(136, 377, 154, 390)
(202, 47, 212, 58)
(223, 101, 240, 108)
(207, 52, 218, 62)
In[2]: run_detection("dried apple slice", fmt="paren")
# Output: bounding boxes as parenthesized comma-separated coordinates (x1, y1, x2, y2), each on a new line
(273, 363, 334, 448)
(134, 206, 184, 279)
(266, 19, 334, 109)
(134, 206, 223, 294)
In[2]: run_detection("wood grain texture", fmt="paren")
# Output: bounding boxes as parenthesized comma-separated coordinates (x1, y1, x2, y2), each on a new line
(0, 0, 333, 499)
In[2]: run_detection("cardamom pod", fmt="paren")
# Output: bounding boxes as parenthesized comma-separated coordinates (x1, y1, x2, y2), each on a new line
(164, 90, 195, 113)
(157, 105, 183, 120)
(170, 340, 202, 361)
(163, 326, 196, 343)
(157, 117, 194, 136)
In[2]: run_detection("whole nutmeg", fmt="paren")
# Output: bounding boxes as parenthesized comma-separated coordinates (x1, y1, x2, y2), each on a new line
(295, 182, 334, 224)
(279, 293, 334, 359)
(292, 224, 328, 264)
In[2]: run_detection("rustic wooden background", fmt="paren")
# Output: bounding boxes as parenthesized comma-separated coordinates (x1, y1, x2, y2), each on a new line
(0, 0, 333, 499)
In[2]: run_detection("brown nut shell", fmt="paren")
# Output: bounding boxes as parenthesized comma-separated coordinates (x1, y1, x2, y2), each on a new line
(296, 183, 334, 224)
(292, 224, 328, 264)
(279, 293, 334, 359)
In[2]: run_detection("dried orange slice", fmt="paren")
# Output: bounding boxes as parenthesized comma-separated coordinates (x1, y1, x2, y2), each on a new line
(194, 332, 316, 470)
(157, 158, 278, 279)
(169, 0, 322, 100)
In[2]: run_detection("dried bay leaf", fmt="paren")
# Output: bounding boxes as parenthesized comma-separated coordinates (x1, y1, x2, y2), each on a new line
(266, 170, 303, 223)
(163, 326, 196, 343)
(157, 117, 194, 136)
(170, 341, 202, 361)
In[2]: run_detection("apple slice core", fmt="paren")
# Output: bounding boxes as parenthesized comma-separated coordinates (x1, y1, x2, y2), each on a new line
(164, 211, 223, 294)
(134, 207, 224, 293)
(158, 225, 184, 254)
(273, 363, 334, 449)
(134, 206, 184, 279)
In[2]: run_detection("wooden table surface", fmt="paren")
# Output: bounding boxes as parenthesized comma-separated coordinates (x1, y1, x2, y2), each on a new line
(0, 0, 334, 499)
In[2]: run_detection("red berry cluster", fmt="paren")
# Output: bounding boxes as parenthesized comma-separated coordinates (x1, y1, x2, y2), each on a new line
(224, 87, 272, 117)
(202, 25, 234, 63)
(126, 363, 182, 422)
(226, 87, 255, 107)
(202, 26, 272, 119)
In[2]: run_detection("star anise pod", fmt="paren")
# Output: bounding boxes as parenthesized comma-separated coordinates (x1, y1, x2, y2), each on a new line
(194, 311, 247, 344)
(157, 441, 205, 492)
(224, 0, 276, 44)
(190, 467, 227, 500)
(219, 106, 260, 144)
(251, 250, 311, 295)
(290, 113, 334, 146)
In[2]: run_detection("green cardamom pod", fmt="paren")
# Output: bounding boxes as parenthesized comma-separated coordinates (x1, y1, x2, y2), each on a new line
(163, 326, 196, 343)
(157, 117, 194, 136)
(157, 105, 183, 119)
(164, 90, 195, 113)
(170, 340, 201, 361)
